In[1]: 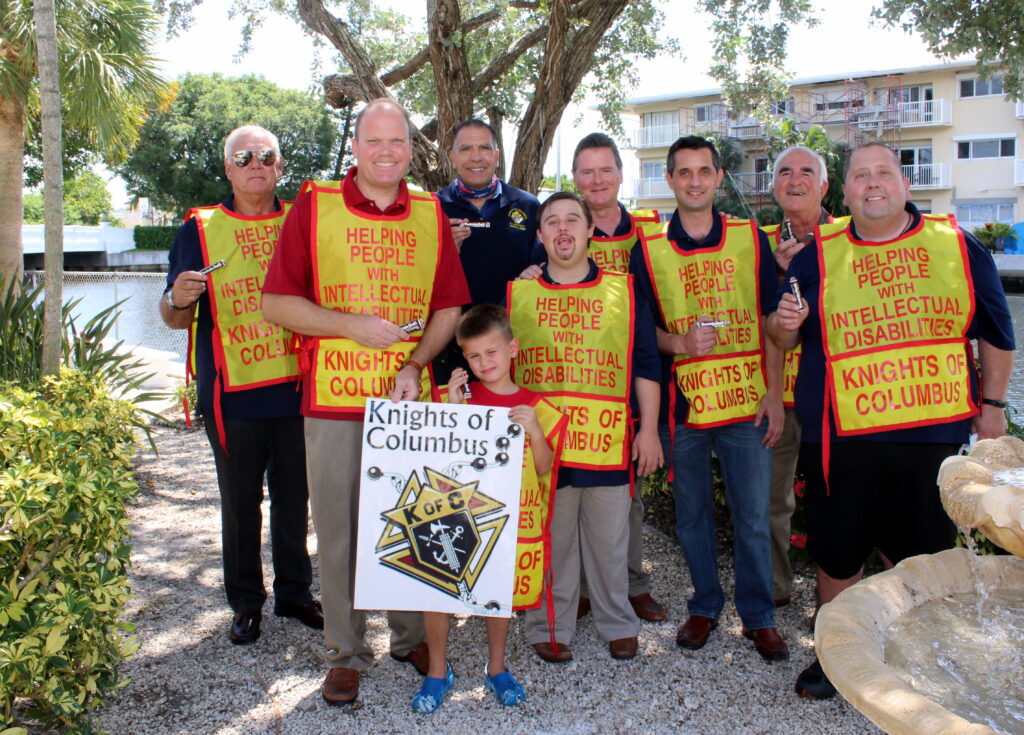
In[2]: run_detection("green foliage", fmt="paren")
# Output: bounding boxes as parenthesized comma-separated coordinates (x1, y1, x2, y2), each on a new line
(22, 172, 115, 225)
(539, 175, 578, 194)
(0, 275, 159, 415)
(874, 0, 1024, 101)
(972, 222, 1018, 251)
(132, 226, 178, 251)
(1, 0, 169, 164)
(698, 0, 817, 120)
(0, 370, 140, 734)
(117, 73, 338, 219)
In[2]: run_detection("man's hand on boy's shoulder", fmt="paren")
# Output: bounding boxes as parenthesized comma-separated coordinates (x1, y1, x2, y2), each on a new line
(517, 264, 543, 280)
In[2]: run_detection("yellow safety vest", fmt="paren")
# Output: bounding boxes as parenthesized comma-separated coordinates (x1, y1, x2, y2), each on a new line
(590, 208, 660, 274)
(817, 214, 976, 434)
(305, 182, 441, 417)
(190, 203, 300, 391)
(507, 271, 634, 470)
(639, 216, 766, 428)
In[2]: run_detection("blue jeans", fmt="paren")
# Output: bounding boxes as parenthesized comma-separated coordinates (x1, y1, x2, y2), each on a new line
(661, 420, 776, 629)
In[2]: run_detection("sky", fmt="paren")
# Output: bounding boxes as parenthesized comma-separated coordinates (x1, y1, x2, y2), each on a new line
(111, 0, 959, 206)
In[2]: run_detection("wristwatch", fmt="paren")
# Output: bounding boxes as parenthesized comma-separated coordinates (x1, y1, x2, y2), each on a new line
(165, 289, 193, 311)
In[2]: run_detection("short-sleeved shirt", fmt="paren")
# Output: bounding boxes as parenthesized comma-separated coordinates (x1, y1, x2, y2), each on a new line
(263, 168, 471, 420)
(537, 259, 661, 489)
(629, 208, 779, 426)
(436, 180, 540, 308)
(165, 194, 301, 420)
(778, 202, 1015, 444)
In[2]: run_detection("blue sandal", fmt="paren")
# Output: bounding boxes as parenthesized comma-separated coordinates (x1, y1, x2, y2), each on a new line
(484, 665, 526, 706)
(411, 661, 455, 713)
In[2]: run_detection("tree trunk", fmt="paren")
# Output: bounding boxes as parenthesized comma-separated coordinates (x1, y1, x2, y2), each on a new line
(34, 0, 64, 377)
(487, 106, 506, 180)
(427, 0, 473, 183)
(509, 0, 628, 193)
(0, 96, 24, 288)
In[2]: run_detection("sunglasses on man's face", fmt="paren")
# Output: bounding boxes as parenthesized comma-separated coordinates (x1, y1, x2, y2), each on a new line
(232, 149, 277, 168)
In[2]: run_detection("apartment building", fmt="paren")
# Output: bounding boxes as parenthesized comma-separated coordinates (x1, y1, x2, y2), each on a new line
(622, 60, 1024, 232)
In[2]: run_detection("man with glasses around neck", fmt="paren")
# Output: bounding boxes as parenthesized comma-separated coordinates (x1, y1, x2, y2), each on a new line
(160, 124, 322, 646)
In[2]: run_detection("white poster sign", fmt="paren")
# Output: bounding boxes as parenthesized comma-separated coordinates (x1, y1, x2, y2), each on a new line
(354, 399, 525, 617)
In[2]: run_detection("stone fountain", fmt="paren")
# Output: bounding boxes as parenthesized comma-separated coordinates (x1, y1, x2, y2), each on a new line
(814, 436, 1024, 735)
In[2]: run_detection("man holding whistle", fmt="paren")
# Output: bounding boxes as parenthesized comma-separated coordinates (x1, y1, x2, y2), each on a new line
(160, 125, 320, 646)
(768, 142, 1014, 699)
(631, 135, 788, 662)
(262, 99, 469, 706)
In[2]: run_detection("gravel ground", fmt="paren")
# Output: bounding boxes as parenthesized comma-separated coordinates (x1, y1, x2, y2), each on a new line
(96, 424, 881, 735)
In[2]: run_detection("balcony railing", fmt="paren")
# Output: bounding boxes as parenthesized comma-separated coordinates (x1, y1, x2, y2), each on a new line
(633, 124, 682, 149)
(728, 119, 765, 139)
(895, 99, 952, 126)
(632, 177, 674, 199)
(902, 163, 950, 189)
(1016, 159, 1024, 186)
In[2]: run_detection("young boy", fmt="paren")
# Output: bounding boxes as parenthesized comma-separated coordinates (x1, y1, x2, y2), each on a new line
(411, 303, 568, 714)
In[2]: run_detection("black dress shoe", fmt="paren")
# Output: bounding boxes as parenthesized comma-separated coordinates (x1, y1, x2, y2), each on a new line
(229, 612, 262, 644)
(274, 599, 324, 630)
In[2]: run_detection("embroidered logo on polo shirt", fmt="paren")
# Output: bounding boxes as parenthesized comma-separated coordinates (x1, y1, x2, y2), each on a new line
(508, 207, 527, 231)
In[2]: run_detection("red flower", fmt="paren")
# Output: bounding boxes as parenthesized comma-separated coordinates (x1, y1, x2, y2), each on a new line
(790, 533, 807, 549)
(792, 479, 806, 498)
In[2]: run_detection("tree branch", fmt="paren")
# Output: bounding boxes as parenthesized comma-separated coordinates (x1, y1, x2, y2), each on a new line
(380, 8, 501, 87)
(18, 540, 67, 593)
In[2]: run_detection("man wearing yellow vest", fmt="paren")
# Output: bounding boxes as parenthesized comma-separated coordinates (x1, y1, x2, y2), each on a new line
(769, 142, 1015, 699)
(631, 135, 789, 663)
(511, 191, 663, 662)
(262, 99, 470, 706)
(571, 132, 668, 623)
(761, 145, 837, 608)
(160, 125, 320, 645)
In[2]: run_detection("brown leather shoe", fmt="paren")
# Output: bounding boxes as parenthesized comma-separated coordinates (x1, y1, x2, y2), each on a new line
(629, 593, 668, 622)
(676, 615, 718, 650)
(274, 599, 324, 630)
(390, 640, 430, 675)
(531, 641, 572, 663)
(322, 667, 359, 705)
(742, 626, 790, 661)
(577, 596, 591, 619)
(609, 636, 639, 660)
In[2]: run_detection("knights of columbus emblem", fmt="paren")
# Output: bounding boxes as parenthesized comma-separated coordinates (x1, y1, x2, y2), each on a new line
(372, 467, 508, 606)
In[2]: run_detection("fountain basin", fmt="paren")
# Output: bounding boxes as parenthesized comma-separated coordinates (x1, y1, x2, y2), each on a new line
(815, 548, 1024, 735)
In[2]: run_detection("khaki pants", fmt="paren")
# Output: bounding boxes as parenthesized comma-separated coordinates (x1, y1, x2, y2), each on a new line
(525, 484, 638, 645)
(581, 492, 651, 598)
(304, 418, 423, 671)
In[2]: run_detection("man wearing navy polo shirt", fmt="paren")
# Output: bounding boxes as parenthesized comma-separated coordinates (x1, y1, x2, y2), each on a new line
(770, 142, 1015, 700)
(160, 125, 320, 646)
(437, 119, 538, 307)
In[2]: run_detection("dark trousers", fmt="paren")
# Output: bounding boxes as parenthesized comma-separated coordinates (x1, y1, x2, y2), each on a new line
(205, 416, 313, 614)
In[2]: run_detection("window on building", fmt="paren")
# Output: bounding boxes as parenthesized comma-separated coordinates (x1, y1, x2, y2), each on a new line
(955, 203, 1014, 226)
(695, 104, 727, 123)
(889, 86, 934, 104)
(959, 75, 1005, 98)
(641, 111, 676, 129)
(956, 138, 1015, 160)
(899, 146, 934, 185)
(768, 98, 793, 116)
(642, 161, 665, 180)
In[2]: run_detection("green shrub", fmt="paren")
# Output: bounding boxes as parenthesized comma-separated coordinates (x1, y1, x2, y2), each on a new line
(0, 370, 141, 734)
(132, 225, 177, 251)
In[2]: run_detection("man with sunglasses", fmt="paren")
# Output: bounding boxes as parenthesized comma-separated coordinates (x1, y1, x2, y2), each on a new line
(263, 99, 470, 706)
(161, 125, 321, 646)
